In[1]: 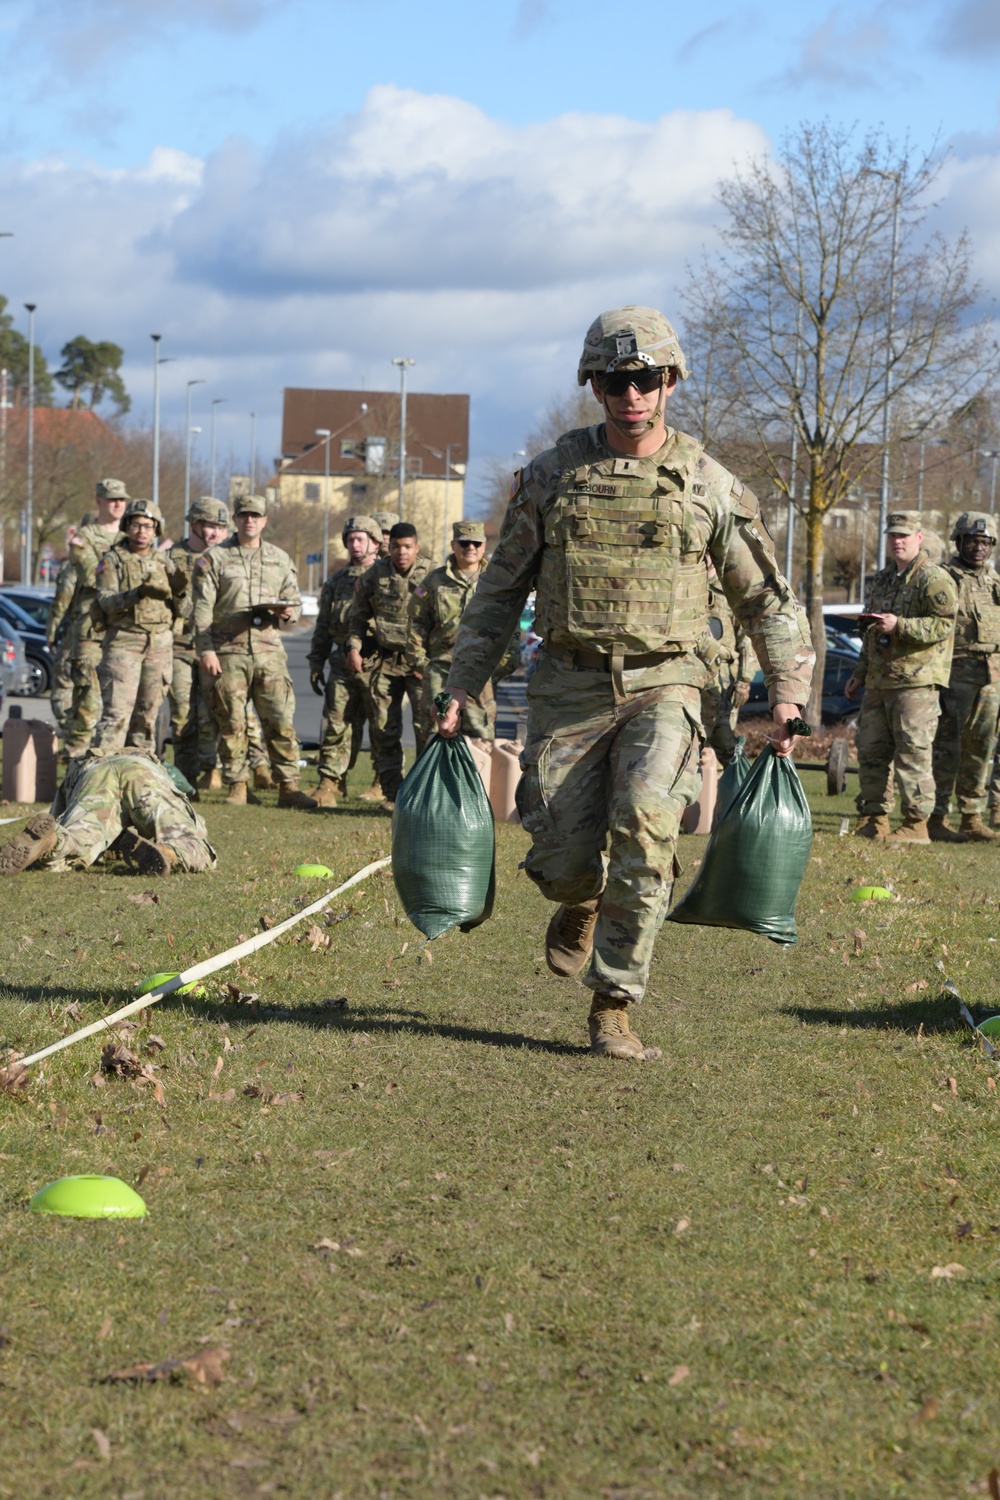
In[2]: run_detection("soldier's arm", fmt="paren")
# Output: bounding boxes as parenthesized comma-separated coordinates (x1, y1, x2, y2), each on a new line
(70, 536, 100, 587)
(407, 584, 433, 669)
(708, 467, 815, 709)
(345, 570, 376, 653)
(193, 556, 219, 655)
(276, 557, 302, 624)
(894, 570, 958, 645)
(446, 470, 546, 696)
(95, 553, 138, 617)
(308, 581, 336, 671)
(47, 562, 76, 641)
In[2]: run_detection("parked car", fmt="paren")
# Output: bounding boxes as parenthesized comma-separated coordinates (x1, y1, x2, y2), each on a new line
(0, 584, 56, 631)
(0, 628, 29, 702)
(741, 640, 861, 725)
(822, 602, 865, 648)
(0, 595, 55, 696)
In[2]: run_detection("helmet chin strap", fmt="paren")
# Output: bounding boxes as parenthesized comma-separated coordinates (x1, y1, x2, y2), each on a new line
(599, 389, 667, 441)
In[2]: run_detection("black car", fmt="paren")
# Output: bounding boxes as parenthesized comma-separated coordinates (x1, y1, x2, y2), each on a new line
(741, 642, 861, 725)
(0, 595, 55, 697)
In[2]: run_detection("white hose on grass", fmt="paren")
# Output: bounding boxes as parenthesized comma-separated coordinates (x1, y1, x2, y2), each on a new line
(17, 856, 392, 1069)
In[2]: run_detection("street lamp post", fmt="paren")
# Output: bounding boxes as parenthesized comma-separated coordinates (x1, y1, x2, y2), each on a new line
(867, 170, 902, 570)
(23, 303, 35, 583)
(183, 378, 206, 536)
(391, 357, 415, 520)
(210, 397, 227, 498)
(315, 428, 332, 577)
(249, 412, 257, 492)
(858, 492, 870, 602)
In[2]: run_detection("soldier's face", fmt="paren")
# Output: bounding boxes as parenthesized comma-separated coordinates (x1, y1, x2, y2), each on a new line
(236, 512, 267, 545)
(389, 536, 418, 571)
(961, 534, 994, 565)
(127, 518, 156, 552)
(346, 531, 376, 563)
(452, 538, 485, 570)
(96, 496, 127, 527)
(190, 520, 229, 553)
(590, 369, 676, 437)
(888, 531, 922, 567)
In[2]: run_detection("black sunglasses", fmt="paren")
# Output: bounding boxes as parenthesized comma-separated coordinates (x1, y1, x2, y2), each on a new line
(595, 367, 665, 398)
(455, 538, 484, 547)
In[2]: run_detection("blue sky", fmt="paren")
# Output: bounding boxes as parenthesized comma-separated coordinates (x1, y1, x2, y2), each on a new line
(1, 0, 999, 499)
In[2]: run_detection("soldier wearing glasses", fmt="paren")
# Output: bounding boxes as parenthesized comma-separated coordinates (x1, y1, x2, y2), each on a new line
(437, 307, 813, 1060)
(409, 520, 499, 739)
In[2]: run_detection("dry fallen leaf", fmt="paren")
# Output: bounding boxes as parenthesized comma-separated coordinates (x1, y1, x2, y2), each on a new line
(668, 1365, 690, 1387)
(948, 1077, 958, 1096)
(313, 1238, 340, 1252)
(101, 1043, 145, 1079)
(503, 1312, 515, 1334)
(127, 891, 159, 906)
(931, 1102, 946, 1114)
(91, 1428, 111, 1462)
(674, 1218, 691, 1235)
(929, 1263, 966, 1280)
(104, 1347, 229, 1387)
(912, 1396, 939, 1423)
(853, 928, 867, 954)
(0, 1062, 29, 1096)
(905, 980, 928, 993)
(97, 1315, 113, 1341)
(306, 923, 328, 953)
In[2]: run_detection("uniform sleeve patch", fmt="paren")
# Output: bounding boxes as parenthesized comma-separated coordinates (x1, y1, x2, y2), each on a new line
(96, 557, 108, 575)
(510, 467, 524, 500)
(934, 591, 950, 605)
(195, 555, 210, 570)
(414, 586, 427, 598)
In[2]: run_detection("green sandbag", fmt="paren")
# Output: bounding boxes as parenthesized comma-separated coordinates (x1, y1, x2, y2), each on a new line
(392, 734, 495, 940)
(717, 734, 750, 820)
(669, 745, 812, 945)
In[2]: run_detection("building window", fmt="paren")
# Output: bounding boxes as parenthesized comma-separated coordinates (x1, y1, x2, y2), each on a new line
(831, 513, 846, 530)
(305, 483, 320, 501)
(350, 482, 368, 504)
(406, 457, 423, 476)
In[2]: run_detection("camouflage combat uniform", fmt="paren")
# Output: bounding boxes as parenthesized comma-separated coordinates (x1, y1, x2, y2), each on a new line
(38, 749, 216, 872)
(446, 422, 814, 1003)
(193, 536, 304, 786)
(309, 562, 377, 787)
(410, 555, 497, 739)
(932, 555, 1000, 817)
(346, 554, 433, 801)
(696, 577, 757, 766)
(63, 522, 121, 755)
(47, 557, 78, 736)
(855, 551, 957, 820)
(92, 539, 179, 752)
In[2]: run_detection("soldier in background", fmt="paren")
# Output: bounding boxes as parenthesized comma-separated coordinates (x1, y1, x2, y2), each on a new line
(167, 497, 232, 790)
(91, 499, 184, 753)
(0, 749, 216, 877)
(193, 494, 316, 808)
(410, 519, 498, 739)
(697, 563, 757, 766)
(930, 512, 1000, 843)
(345, 521, 431, 805)
(439, 306, 813, 1059)
(845, 511, 957, 842)
(47, 535, 89, 737)
(308, 514, 382, 808)
(371, 511, 400, 559)
(63, 478, 130, 756)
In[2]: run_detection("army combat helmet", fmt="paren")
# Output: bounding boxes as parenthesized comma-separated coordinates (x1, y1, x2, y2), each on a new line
(951, 511, 997, 544)
(120, 498, 164, 537)
(578, 306, 689, 438)
(342, 514, 382, 548)
(187, 496, 229, 528)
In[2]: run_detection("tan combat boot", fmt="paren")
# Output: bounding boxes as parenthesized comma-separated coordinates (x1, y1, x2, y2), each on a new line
(312, 776, 339, 809)
(253, 764, 275, 790)
(118, 831, 177, 877)
(888, 816, 931, 844)
(224, 782, 259, 806)
(545, 898, 601, 978)
(588, 996, 651, 1060)
(277, 782, 318, 810)
(358, 776, 384, 802)
(928, 814, 969, 844)
(960, 814, 999, 843)
(990, 806, 1000, 831)
(198, 768, 223, 793)
(0, 813, 58, 876)
(853, 815, 890, 839)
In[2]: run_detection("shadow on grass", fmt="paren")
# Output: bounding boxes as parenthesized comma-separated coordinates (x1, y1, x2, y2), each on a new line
(3, 986, 584, 1058)
(784, 990, 962, 1034)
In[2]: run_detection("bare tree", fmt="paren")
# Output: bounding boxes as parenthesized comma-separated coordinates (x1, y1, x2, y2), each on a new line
(683, 122, 998, 723)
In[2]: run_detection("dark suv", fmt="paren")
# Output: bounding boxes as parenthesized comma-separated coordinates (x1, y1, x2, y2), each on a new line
(0, 593, 55, 697)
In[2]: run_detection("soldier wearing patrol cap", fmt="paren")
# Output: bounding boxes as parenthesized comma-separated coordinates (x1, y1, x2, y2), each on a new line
(62, 478, 131, 755)
(193, 494, 316, 808)
(167, 497, 232, 789)
(438, 306, 814, 1060)
(372, 511, 400, 558)
(409, 519, 499, 739)
(845, 510, 958, 842)
(91, 499, 186, 753)
(308, 514, 382, 808)
(929, 512, 1000, 842)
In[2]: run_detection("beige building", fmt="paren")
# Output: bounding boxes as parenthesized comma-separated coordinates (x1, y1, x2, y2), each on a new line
(271, 387, 469, 580)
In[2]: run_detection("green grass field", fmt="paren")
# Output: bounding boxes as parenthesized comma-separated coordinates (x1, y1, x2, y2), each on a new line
(2, 764, 1000, 1499)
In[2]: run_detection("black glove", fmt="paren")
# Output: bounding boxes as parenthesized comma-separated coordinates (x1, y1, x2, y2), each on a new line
(139, 579, 171, 601)
(310, 669, 326, 696)
(167, 565, 188, 595)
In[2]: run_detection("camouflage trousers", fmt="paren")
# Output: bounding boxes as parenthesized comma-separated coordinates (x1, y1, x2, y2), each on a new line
(932, 676, 1000, 817)
(92, 627, 173, 755)
(856, 684, 940, 819)
(423, 659, 495, 741)
(317, 659, 370, 783)
(210, 649, 301, 786)
(699, 675, 739, 766)
(64, 639, 104, 757)
(50, 640, 74, 736)
(365, 656, 431, 802)
(517, 653, 702, 1003)
(172, 653, 271, 782)
(41, 753, 216, 873)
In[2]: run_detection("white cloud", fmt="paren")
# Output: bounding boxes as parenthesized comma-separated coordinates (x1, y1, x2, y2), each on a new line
(937, 0, 1000, 56)
(9, 0, 281, 74)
